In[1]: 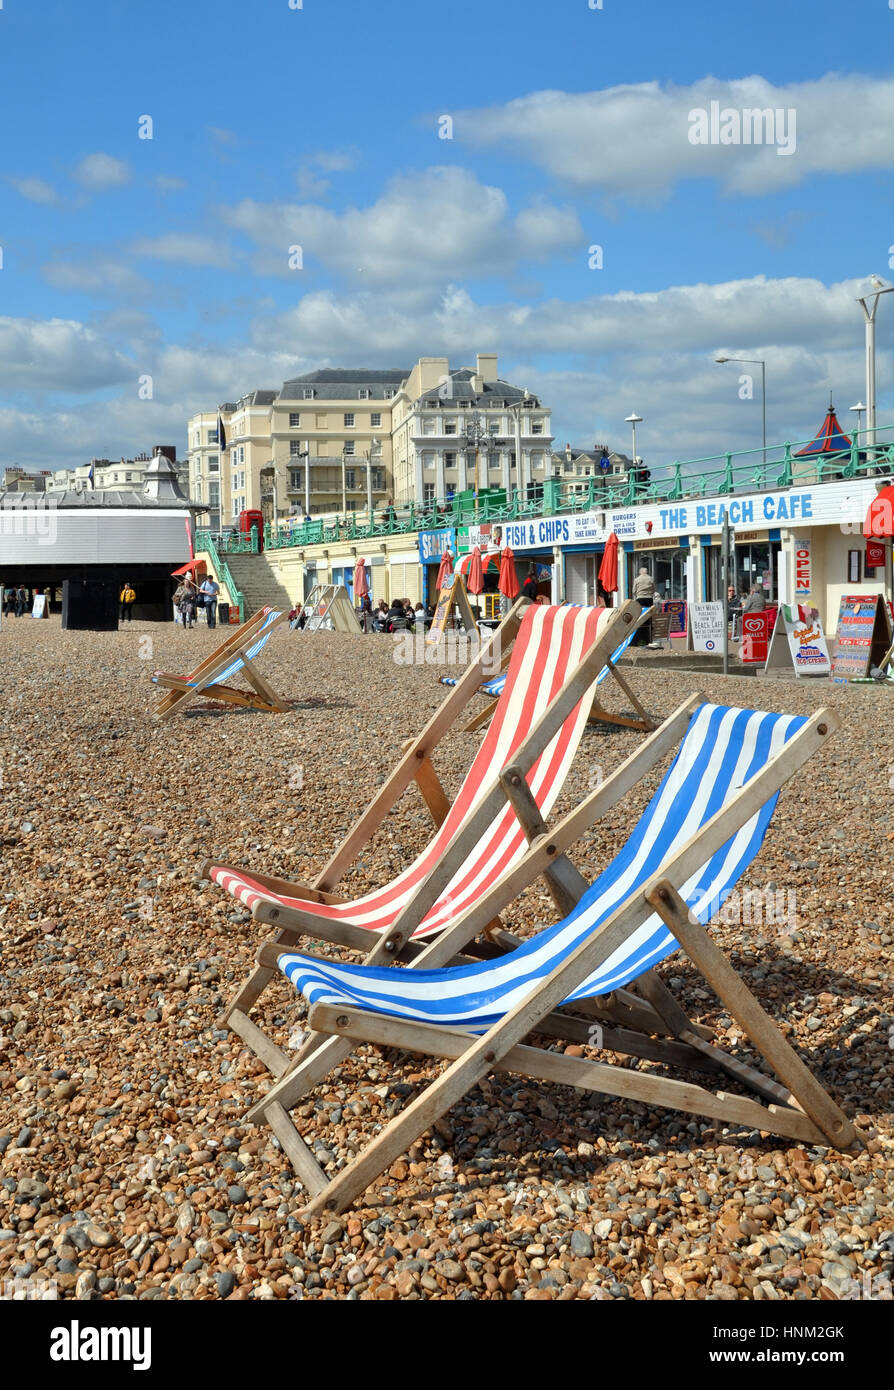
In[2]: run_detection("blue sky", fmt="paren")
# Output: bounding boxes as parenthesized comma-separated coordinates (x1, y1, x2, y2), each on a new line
(2, 0, 894, 470)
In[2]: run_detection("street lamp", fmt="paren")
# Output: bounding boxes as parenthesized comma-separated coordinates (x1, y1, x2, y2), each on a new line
(463, 411, 490, 503)
(506, 388, 531, 502)
(715, 355, 767, 467)
(365, 436, 380, 520)
(624, 413, 643, 470)
(850, 401, 866, 454)
(856, 276, 894, 460)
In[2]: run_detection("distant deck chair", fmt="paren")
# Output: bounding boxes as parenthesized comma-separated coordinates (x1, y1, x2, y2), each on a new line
(247, 700, 860, 1213)
(151, 607, 289, 720)
(203, 600, 642, 1081)
(439, 604, 656, 733)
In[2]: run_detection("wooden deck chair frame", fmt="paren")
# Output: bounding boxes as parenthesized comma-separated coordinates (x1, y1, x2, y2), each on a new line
(205, 599, 643, 1088)
(153, 608, 290, 720)
(245, 704, 861, 1214)
(461, 604, 657, 736)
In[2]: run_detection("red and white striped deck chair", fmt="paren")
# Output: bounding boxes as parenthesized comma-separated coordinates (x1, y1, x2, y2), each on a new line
(203, 598, 642, 1078)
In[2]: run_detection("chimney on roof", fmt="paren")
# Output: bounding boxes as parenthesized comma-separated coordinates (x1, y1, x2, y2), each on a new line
(565, 443, 572, 460)
(476, 353, 497, 382)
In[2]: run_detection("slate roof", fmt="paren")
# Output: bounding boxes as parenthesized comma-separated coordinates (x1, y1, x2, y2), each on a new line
(278, 368, 411, 401)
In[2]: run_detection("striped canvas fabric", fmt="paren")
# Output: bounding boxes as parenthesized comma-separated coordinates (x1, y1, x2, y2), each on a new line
(276, 704, 805, 1029)
(439, 625, 638, 699)
(150, 607, 282, 689)
(208, 603, 617, 940)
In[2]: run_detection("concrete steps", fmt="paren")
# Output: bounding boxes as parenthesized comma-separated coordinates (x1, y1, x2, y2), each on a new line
(223, 554, 294, 617)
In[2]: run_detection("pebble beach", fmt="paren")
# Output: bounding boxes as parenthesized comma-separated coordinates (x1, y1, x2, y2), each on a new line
(1, 617, 892, 1302)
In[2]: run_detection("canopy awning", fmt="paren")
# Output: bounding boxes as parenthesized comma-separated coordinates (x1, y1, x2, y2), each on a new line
(864, 484, 894, 538)
(171, 559, 207, 577)
(794, 404, 852, 456)
(455, 549, 500, 578)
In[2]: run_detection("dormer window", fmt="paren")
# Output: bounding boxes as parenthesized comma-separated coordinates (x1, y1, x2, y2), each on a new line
(303, 388, 315, 399)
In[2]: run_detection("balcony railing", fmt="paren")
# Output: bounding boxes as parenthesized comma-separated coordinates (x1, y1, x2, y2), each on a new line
(200, 423, 894, 556)
(193, 531, 246, 622)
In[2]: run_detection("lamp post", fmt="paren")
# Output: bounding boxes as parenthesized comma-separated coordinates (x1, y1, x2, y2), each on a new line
(850, 401, 866, 456)
(296, 441, 310, 518)
(365, 435, 380, 522)
(715, 355, 767, 470)
(507, 388, 531, 502)
(464, 412, 490, 511)
(624, 413, 642, 472)
(856, 276, 894, 461)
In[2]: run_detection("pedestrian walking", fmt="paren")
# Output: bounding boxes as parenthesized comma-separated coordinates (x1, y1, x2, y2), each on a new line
(199, 574, 220, 629)
(2, 585, 14, 617)
(15, 584, 28, 617)
(119, 581, 136, 622)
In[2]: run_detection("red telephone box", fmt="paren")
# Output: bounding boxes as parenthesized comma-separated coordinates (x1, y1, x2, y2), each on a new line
(238, 509, 264, 551)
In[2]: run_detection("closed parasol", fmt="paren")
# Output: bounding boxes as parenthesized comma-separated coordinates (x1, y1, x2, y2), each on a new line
(498, 547, 520, 599)
(598, 532, 619, 594)
(466, 546, 484, 595)
(436, 548, 454, 590)
(353, 556, 370, 598)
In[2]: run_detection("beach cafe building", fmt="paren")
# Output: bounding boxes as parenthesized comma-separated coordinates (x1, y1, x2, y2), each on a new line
(456, 482, 890, 635)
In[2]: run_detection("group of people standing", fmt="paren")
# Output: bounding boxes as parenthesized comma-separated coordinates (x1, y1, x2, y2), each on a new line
(2, 584, 30, 617)
(173, 574, 220, 629)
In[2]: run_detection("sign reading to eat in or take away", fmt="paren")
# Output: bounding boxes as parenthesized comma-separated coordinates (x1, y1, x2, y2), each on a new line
(830, 594, 893, 683)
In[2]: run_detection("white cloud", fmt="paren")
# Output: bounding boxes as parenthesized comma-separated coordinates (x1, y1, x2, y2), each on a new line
(0, 316, 134, 391)
(222, 166, 583, 283)
(42, 259, 154, 301)
(72, 152, 131, 191)
(10, 176, 59, 205)
(155, 174, 186, 192)
(455, 73, 894, 198)
(3, 273, 889, 472)
(131, 233, 234, 269)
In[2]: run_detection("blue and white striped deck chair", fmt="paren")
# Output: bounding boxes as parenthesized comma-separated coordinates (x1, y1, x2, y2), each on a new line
(152, 607, 289, 719)
(250, 699, 857, 1211)
(440, 607, 652, 733)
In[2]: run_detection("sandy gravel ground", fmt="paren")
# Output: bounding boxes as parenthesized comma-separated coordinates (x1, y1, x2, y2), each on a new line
(0, 616, 891, 1301)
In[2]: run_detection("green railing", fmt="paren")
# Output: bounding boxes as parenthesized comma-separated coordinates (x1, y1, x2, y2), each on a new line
(202, 422, 894, 556)
(193, 531, 246, 623)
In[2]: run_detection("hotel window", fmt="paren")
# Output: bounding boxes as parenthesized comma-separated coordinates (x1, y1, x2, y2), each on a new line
(424, 420, 436, 435)
(445, 452, 457, 469)
(564, 459, 574, 474)
(423, 482, 435, 502)
(240, 471, 246, 489)
(489, 420, 500, 435)
(357, 388, 370, 399)
(445, 421, 457, 434)
(343, 440, 355, 456)
(372, 468, 385, 489)
(345, 469, 356, 489)
(303, 388, 315, 399)
(289, 470, 302, 490)
(289, 412, 301, 428)
(488, 453, 500, 469)
(344, 412, 355, 427)
(208, 455, 219, 472)
(370, 412, 382, 427)
(289, 440, 303, 456)
(209, 482, 220, 507)
(239, 446, 245, 463)
(208, 429, 218, 443)
(531, 421, 543, 434)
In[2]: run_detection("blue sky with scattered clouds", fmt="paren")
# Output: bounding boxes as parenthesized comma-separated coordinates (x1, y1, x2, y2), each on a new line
(2, 0, 894, 469)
